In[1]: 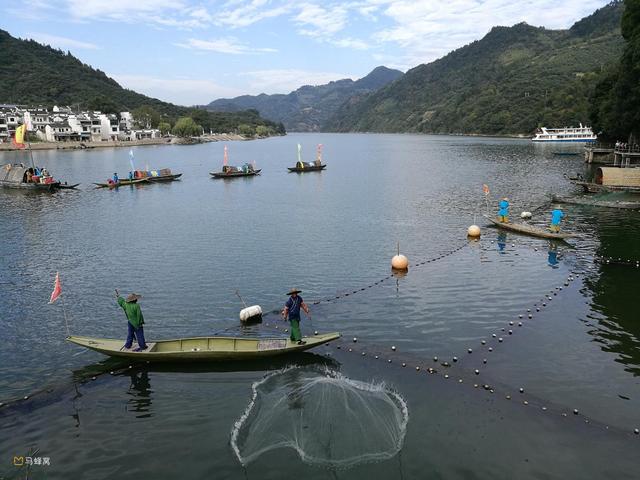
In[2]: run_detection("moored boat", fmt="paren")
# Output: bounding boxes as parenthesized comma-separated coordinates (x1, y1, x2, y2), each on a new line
(288, 143, 327, 172)
(66, 332, 341, 362)
(210, 145, 260, 179)
(552, 194, 640, 210)
(1, 163, 61, 191)
(484, 215, 576, 239)
(532, 124, 597, 142)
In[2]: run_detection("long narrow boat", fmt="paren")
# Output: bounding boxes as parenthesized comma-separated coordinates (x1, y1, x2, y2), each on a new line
(210, 169, 261, 179)
(133, 168, 182, 183)
(484, 216, 576, 239)
(93, 178, 149, 188)
(66, 332, 341, 362)
(571, 180, 640, 193)
(146, 173, 182, 182)
(57, 183, 80, 190)
(552, 195, 640, 210)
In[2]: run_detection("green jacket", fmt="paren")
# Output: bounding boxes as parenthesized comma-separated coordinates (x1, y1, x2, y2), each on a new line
(117, 297, 145, 328)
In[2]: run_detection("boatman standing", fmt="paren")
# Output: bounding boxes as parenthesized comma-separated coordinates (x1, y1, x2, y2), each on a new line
(498, 197, 510, 223)
(282, 288, 310, 345)
(116, 289, 148, 351)
(549, 208, 565, 233)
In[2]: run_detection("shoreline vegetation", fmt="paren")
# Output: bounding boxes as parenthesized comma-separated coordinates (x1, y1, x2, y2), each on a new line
(0, 133, 267, 152)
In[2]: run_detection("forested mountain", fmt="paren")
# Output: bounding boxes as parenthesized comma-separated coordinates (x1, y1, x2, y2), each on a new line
(206, 66, 403, 132)
(590, 0, 640, 140)
(0, 29, 284, 135)
(325, 1, 625, 135)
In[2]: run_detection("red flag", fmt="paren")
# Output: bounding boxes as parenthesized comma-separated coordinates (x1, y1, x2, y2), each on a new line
(49, 272, 62, 304)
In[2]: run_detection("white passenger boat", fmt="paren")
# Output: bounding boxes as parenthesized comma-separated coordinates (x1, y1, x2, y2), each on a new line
(532, 124, 596, 142)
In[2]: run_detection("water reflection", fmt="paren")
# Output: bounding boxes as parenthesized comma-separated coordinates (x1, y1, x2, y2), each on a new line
(497, 231, 507, 253)
(547, 242, 559, 268)
(126, 370, 153, 418)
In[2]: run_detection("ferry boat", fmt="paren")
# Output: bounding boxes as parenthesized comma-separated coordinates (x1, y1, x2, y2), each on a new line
(532, 124, 597, 142)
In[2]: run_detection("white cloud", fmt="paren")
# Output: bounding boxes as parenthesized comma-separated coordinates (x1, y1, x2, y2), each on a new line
(216, 0, 293, 28)
(26, 32, 100, 50)
(175, 37, 277, 54)
(371, 0, 611, 68)
(111, 74, 245, 105)
(241, 69, 356, 94)
(294, 3, 349, 37)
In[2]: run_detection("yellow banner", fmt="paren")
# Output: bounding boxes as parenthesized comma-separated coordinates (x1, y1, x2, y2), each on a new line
(14, 124, 26, 145)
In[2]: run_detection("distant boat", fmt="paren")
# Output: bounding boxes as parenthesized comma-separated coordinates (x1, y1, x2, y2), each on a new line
(133, 168, 182, 182)
(288, 143, 327, 172)
(210, 145, 260, 178)
(1, 163, 61, 191)
(66, 332, 341, 362)
(532, 124, 596, 142)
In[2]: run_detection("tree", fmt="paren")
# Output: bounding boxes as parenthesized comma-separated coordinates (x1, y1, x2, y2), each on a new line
(591, 0, 640, 140)
(132, 105, 161, 129)
(86, 95, 120, 114)
(158, 122, 171, 135)
(172, 117, 201, 137)
(237, 123, 255, 136)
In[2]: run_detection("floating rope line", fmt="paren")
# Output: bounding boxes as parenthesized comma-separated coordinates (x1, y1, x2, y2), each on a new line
(593, 255, 640, 267)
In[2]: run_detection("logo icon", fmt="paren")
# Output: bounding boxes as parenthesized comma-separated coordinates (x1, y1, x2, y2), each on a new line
(13, 456, 24, 466)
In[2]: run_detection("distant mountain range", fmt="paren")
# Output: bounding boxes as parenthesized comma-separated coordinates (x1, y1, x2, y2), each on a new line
(325, 1, 625, 135)
(206, 66, 404, 132)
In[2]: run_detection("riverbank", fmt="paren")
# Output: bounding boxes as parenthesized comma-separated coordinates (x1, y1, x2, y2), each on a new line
(0, 133, 251, 152)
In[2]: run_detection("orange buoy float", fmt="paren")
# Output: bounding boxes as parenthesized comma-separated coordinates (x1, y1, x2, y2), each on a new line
(391, 242, 409, 271)
(467, 225, 481, 238)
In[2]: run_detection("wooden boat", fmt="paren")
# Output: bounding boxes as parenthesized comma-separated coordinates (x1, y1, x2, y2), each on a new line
(1, 163, 62, 191)
(66, 332, 341, 362)
(571, 180, 640, 193)
(133, 168, 182, 183)
(552, 194, 640, 210)
(146, 173, 182, 182)
(552, 152, 580, 156)
(210, 145, 260, 179)
(288, 163, 326, 173)
(288, 143, 326, 172)
(484, 215, 576, 239)
(57, 183, 80, 190)
(93, 178, 149, 188)
(210, 169, 261, 179)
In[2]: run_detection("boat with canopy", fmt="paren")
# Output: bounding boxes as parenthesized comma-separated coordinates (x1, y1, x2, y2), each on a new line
(210, 145, 260, 178)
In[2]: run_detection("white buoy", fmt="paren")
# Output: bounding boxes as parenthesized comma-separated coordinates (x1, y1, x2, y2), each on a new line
(467, 225, 481, 238)
(520, 211, 532, 219)
(391, 242, 409, 271)
(239, 305, 263, 323)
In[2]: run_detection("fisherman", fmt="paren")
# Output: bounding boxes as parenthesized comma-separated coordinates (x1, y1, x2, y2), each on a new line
(115, 289, 148, 351)
(498, 197, 510, 223)
(282, 288, 310, 345)
(128, 171, 134, 181)
(550, 208, 565, 233)
(113, 172, 119, 183)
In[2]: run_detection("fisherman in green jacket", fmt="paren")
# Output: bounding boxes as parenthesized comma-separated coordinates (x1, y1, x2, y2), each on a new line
(116, 289, 148, 351)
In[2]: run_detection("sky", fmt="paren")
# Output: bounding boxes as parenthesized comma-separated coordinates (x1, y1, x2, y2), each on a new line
(1, 0, 612, 106)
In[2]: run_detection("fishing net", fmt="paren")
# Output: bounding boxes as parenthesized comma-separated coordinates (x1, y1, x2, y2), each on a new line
(231, 365, 408, 469)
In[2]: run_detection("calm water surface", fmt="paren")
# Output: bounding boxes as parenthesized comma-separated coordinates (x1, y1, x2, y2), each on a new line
(1, 134, 639, 479)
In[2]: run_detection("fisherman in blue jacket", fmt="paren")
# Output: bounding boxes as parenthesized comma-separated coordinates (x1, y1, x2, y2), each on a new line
(498, 197, 510, 223)
(550, 208, 565, 232)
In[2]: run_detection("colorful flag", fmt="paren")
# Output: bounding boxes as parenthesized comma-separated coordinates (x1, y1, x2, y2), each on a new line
(129, 149, 136, 172)
(482, 184, 490, 195)
(49, 272, 62, 304)
(297, 143, 302, 164)
(13, 124, 26, 149)
(223, 145, 228, 166)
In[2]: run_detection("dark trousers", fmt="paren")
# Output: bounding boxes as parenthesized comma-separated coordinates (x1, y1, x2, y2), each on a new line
(125, 322, 147, 348)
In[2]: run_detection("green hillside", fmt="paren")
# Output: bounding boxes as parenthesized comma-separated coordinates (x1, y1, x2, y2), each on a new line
(326, 1, 625, 135)
(0, 29, 284, 135)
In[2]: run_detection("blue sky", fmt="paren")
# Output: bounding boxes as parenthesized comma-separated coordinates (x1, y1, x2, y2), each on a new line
(1, 0, 611, 106)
